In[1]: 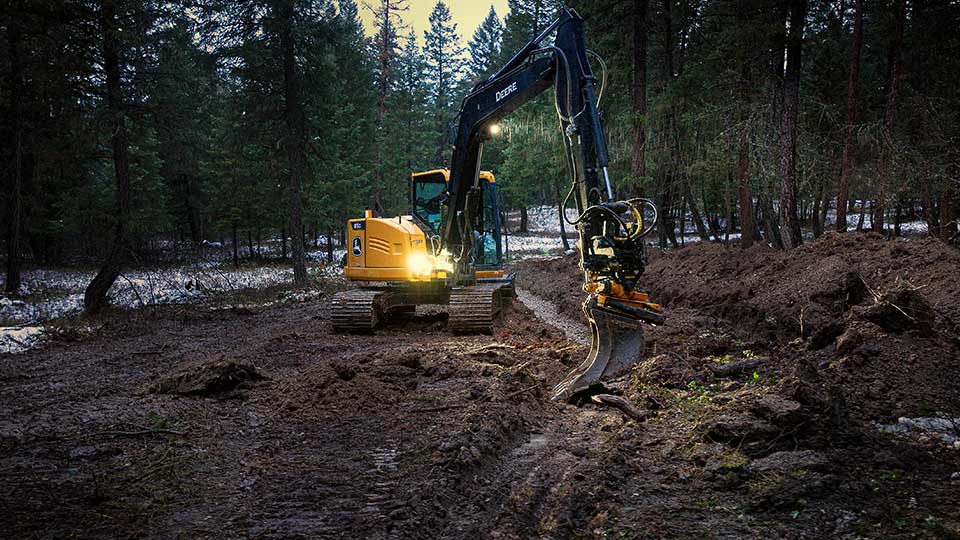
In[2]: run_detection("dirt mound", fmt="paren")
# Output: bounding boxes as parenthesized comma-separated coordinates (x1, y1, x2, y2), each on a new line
(147, 359, 267, 396)
(515, 233, 960, 426)
(643, 232, 960, 340)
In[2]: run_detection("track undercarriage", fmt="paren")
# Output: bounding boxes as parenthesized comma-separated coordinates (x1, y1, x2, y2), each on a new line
(331, 281, 515, 335)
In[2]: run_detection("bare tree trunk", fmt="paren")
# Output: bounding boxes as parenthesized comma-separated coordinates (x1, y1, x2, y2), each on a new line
(84, 0, 131, 313)
(836, 0, 862, 232)
(874, 0, 905, 233)
(737, 124, 756, 248)
(281, 227, 287, 259)
(919, 170, 939, 235)
(630, 0, 648, 197)
(778, 0, 806, 249)
(940, 188, 956, 241)
(812, 178, 824, 238)
(678, 195, 687, 246)
(5, 15, 24, 293)
(685, 181, 711, 242)
(519, 206, 528, 234)
(232, 224, 239, 267)
(724, 172, 734, 243)
(326, 226, 335, 264)
(760, 191, 783, 248)
(277, 0, 309, 285)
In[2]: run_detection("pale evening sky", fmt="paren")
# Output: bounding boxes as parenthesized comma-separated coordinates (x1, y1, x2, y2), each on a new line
(357, 0, 510, 49)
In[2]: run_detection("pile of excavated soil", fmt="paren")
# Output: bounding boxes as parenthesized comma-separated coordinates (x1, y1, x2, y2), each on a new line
(515, 232, 960, 424)
(512, 234, 960, 537)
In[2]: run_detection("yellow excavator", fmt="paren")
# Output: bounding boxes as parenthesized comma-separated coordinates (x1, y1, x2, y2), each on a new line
(332, 7, 664, 401)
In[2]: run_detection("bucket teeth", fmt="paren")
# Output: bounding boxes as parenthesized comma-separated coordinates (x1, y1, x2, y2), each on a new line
(551, 295, 645, 402)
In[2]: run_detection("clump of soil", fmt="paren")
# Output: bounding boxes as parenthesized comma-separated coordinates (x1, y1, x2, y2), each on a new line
(147, 359, 267, 396)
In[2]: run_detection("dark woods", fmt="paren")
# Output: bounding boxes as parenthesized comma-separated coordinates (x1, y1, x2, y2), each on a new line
(2, 0, 959, 306)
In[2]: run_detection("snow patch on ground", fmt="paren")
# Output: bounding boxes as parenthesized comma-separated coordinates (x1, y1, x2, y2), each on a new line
(0, 326, 45, 355)
(879, 416, 960, 449)
(0, 252, 346, 354)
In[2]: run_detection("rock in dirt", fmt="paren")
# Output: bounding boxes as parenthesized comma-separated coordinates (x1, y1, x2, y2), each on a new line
(747, 450, 829, 474)
(148, 360, 267, 396)
(834, 321, 884, 354)
(707, 358, 763, 378)
(751, 395, 804, 425)
(706, 413, 779, 443)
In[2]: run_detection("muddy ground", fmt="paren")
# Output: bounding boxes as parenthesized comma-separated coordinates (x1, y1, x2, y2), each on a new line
(3, 232, 960, 539)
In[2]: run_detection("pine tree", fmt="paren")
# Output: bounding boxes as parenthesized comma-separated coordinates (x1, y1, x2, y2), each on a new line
(467, 6, 503, 82)
(423, 1, 465, 164)
(384, 30, 432, 206)
(366, 0, 408, 213)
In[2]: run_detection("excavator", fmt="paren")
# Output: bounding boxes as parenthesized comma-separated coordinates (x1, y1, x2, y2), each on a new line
(331, 7, 664, 401)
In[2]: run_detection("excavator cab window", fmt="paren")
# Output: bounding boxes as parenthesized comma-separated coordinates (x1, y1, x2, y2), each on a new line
(474, 181, 502, 267)
(413, 174, 446, 233)
(412, 171, 503, 268)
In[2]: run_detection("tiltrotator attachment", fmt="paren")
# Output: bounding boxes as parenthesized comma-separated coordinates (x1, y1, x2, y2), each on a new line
(551, 295, 646, 402)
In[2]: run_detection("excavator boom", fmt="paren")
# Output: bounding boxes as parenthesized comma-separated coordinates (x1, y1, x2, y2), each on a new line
(436, 7, 664, 401)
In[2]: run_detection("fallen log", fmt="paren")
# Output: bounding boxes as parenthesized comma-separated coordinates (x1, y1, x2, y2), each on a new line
(706, 359, 762, 378)
(591, 394, 649, 422)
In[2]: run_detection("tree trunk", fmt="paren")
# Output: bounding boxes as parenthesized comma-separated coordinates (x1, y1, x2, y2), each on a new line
(630, 0, 648, 196)
(919, 171, 938, 235)
(678, 195, 687, 246)
(812, 178, 824, 238)
(737, 124, 756, 248)
(84, 0, 131, 314)
(874, 0, 906, 233)
(281, 227, 287, 259)
(835, 0, 862, 232)
(724, 172, 734, 243)
(5, 15, 24, 293)
(326, 226, 334, 264)
(940, 188, 956, 241)
(778, 0, 807, 249)
(232, 224, 239, 267)
(184, 174, 201, 243)
(277, 0, 309, 286)
(685, 181, 711, 242)
(519, 206, 528, 234)
(248, 230, 255, 259)
(760, 191, 783, 249)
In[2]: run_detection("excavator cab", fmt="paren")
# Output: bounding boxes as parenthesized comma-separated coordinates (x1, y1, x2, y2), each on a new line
(411, 169, 504, 269)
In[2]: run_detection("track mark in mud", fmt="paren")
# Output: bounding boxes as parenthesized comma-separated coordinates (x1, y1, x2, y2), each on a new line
(364, 443, 400, 515)
(515, 287, 589, 345)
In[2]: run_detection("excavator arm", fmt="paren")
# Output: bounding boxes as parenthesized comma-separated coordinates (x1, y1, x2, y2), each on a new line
(436, 7, 665, 401)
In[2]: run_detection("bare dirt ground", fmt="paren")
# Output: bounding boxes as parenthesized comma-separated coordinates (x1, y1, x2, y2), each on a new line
(3, 232, 959, 539)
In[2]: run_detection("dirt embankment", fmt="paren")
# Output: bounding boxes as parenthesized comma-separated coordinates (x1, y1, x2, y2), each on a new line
(513, 232, 960, 538)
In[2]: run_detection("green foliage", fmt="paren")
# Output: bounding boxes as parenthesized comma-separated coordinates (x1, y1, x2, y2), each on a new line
(423, 1, 466, 161)
(467, 6, 503, 82)
(4, 0, 960, 269)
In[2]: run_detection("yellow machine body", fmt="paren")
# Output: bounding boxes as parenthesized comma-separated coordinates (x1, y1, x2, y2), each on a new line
(344, 170, 504, 284)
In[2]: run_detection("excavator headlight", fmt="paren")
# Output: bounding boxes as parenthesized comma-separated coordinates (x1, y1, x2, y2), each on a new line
(407, 253, 433, 277)
(487, 123, 502, 137)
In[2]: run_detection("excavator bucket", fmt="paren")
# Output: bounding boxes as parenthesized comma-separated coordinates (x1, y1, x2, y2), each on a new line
(551, 296, 645, 402)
